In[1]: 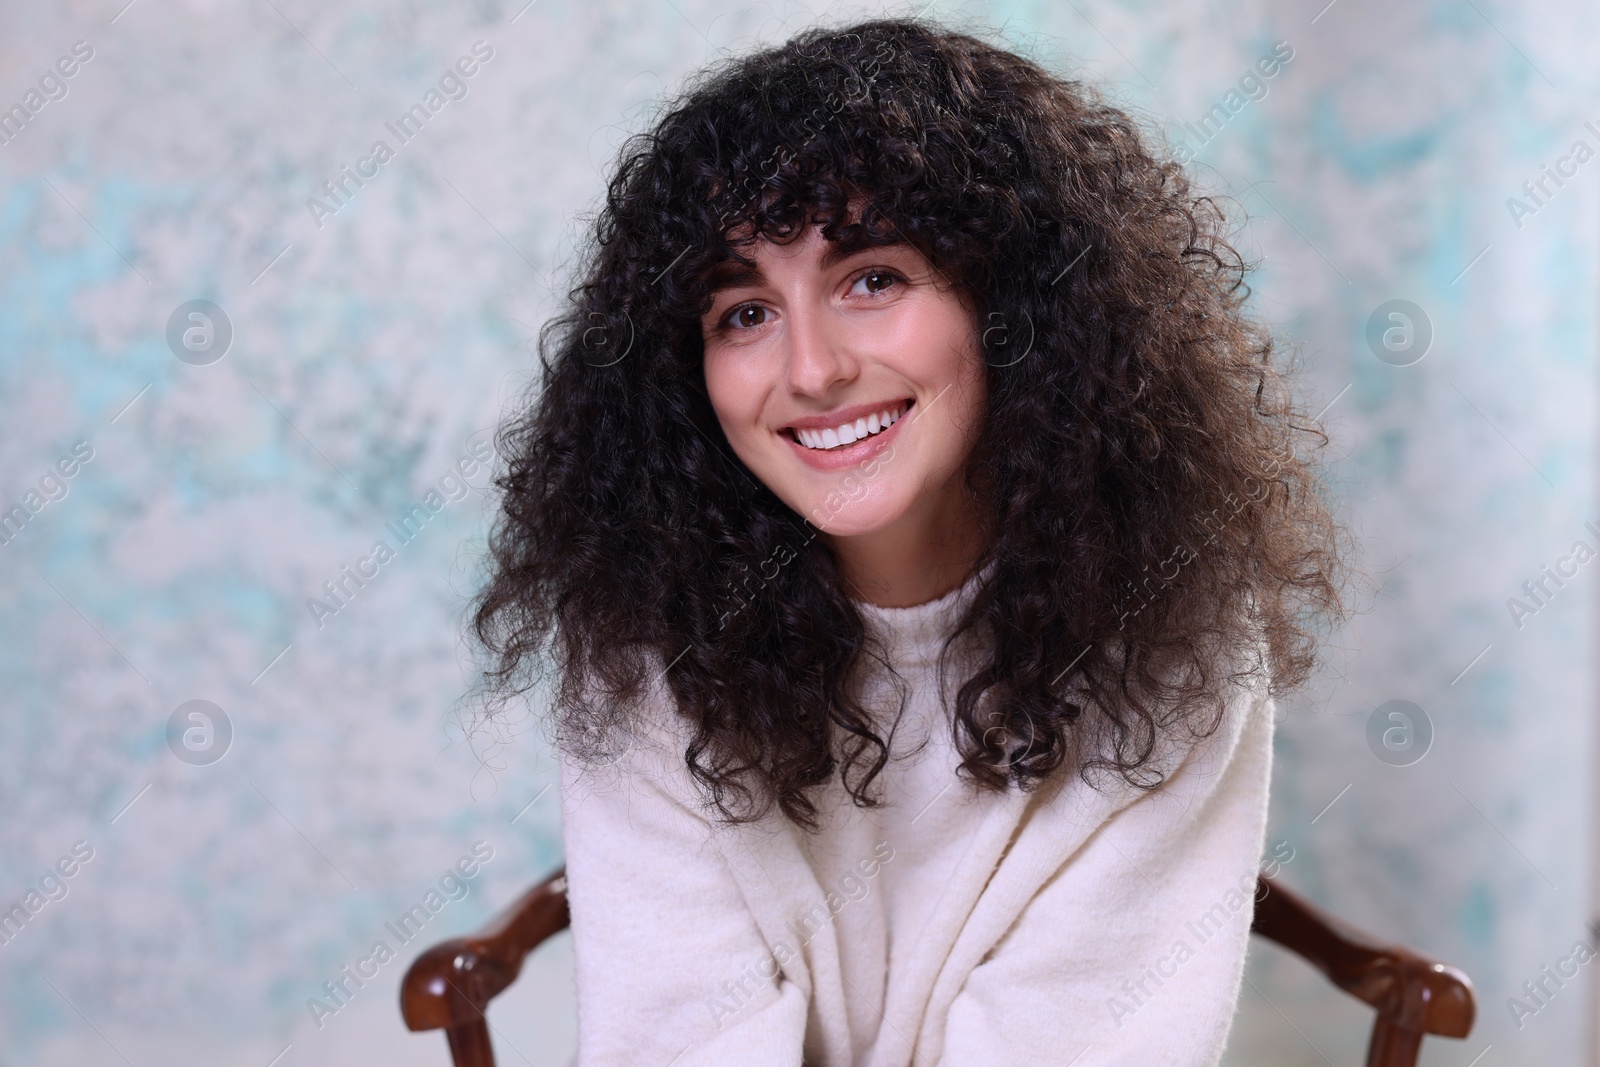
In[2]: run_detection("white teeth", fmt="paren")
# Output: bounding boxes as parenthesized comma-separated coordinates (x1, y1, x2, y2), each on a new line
(790, 401, 910, 451)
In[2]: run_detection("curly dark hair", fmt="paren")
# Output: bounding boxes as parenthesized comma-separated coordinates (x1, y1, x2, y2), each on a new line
(467, 15, 1359, 831)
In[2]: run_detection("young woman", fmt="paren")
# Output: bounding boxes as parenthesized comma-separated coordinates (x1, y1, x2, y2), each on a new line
(470, 16, 1353, 1067)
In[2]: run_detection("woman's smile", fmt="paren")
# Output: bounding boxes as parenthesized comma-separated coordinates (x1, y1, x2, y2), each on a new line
(782, 397, 915, 470)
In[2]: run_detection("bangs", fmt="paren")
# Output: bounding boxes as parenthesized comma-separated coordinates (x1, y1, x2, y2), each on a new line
(690, 194, 922, 315)
(637, 32, 957, 321)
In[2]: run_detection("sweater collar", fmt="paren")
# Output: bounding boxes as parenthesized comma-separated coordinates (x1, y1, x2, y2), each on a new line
(851, 561, 993, 665)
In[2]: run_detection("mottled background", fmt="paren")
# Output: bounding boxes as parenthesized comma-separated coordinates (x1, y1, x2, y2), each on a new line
(0, 0, 1595, 1064)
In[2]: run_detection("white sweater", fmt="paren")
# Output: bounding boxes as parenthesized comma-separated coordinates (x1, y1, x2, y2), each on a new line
(557, 569, 1276, 1067)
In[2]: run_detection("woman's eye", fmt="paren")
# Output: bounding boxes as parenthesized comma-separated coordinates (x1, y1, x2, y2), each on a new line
(723, 305, 769, 330)
(853, 269, 899, 296)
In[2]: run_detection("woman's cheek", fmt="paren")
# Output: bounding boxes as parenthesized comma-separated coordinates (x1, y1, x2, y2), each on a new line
(702, 351, 746, 434)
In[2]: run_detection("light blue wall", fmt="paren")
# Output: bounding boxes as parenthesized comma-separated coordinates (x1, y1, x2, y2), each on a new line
(0, 1, 1593, 1064)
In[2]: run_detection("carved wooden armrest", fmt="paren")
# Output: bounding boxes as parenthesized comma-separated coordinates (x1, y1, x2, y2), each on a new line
(400, 866, 572, 1063)
(400, 867, 1474, 1067)
(1251, 874, 1475, 1066)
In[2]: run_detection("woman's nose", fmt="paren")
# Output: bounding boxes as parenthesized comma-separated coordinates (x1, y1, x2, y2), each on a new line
(783, 304, 856, 396)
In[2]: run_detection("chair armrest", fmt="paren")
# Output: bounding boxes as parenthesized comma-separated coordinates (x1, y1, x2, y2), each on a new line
(1251, 874, 1475, 1038)
(400, 866, 573, 1033)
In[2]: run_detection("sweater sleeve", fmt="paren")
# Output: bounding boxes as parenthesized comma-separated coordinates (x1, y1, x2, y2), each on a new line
(557, 672, 811, 1067)
(935, 664, 1277, 1067)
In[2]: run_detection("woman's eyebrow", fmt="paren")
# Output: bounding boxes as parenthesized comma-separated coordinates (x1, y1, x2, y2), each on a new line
(702, 259, 764, 297)
(701, 239, 906, 298)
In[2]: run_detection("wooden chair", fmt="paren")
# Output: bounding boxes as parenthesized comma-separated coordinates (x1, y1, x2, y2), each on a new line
(400, 868, 1475, 1067)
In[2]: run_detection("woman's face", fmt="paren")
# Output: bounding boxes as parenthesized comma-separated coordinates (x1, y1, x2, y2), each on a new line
(700, 223, 987, 540)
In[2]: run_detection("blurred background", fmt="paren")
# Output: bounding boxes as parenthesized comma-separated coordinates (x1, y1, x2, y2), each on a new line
(1, 0, 1595, 1064)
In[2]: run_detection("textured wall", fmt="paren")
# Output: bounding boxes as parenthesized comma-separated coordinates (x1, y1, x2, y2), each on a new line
(0, 0, 1593, 1064)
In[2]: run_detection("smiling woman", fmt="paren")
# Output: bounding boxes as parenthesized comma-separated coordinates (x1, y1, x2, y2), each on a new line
(467, 14, 1356, 1067)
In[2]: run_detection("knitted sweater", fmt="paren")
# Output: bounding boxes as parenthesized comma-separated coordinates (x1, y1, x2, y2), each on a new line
(557, 569, 1276, 1066)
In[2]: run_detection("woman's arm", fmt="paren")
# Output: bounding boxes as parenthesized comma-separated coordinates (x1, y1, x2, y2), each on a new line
(934, 669, 1277, 1067)
(557, 682, 811, 1067)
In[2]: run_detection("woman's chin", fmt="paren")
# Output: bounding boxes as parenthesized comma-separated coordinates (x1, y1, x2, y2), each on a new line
(802, 499, 910, 540)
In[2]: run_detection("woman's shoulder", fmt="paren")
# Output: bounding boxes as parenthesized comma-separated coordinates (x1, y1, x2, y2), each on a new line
(1069, 626, 1274, 802)
(554, 643, 706, 803)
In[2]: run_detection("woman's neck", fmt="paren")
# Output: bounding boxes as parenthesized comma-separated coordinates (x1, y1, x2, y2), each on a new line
(823, 486, 989, 609)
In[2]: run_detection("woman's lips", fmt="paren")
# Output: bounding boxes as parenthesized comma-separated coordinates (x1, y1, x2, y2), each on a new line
(783, 399, 914, 472)
(789, 398, 911, 448)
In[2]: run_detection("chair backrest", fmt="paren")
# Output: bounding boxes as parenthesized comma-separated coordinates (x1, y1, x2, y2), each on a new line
(401, 869, 1475, 1067)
